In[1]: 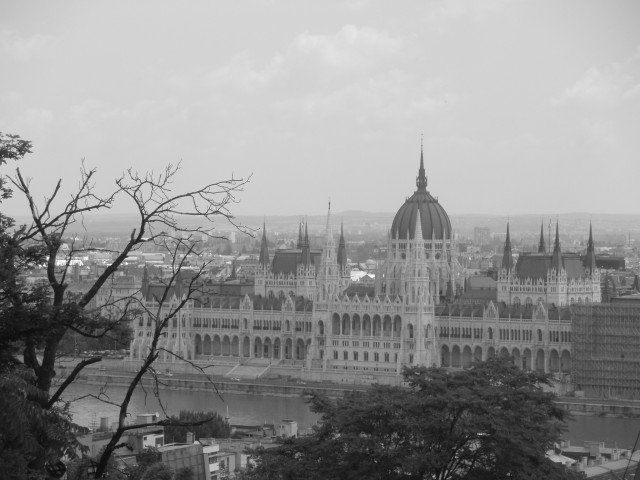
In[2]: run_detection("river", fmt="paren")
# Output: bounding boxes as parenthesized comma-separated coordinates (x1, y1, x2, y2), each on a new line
(62, 383, 640, 450)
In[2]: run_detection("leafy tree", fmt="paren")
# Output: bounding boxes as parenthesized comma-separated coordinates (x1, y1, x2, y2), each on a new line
(140, 462, 174, 480)
(245, 358, 584, 480)
(174, 466, 195, 480)
(0, 132, 249, 477)
(164, 410, 231, 443)
(136, 446, 162, 467)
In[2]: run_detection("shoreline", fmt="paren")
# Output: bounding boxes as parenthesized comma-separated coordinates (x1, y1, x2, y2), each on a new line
(60, 363, 640, 419)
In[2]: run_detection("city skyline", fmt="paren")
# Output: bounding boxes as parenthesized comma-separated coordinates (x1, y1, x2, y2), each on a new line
(1, 1, 639, 218)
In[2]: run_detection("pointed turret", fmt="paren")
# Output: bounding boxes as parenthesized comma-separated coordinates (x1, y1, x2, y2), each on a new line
(538, 221, 546, 253)
(296, 220, 303, 249)
(445, 274, 455, 303)
(337, 222, 347, 269)
(416, 144, 427, 192)
(501, 222, 514, 271)
(258, 222, 269, 267)
(583, 222, 597, 272)
(552, 221, 563, 272)
(301, 221, 311, 266)
(324, 201, 333, 244)
(414, 208, 424, 241)
(228, 261, 237, 281)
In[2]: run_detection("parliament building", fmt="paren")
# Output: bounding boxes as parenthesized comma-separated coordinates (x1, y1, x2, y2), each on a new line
(130, 149, 600, 385)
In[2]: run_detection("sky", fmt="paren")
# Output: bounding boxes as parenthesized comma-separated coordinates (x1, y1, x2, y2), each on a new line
(1, 0, 639, 218)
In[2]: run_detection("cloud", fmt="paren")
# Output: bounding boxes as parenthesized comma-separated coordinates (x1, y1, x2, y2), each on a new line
(196, 24, 456, 130)
(580, 119, 618, 150)
(423, 0, 523, 31)
(203, 53, 285, 92)
(553, 48, 640, 108)
(274, 70, 456, 123)
(22, 108, 53, 128)
(202, 25, 403, 95)
(1, 30, 53, 62)
(292, 25, 403, 71)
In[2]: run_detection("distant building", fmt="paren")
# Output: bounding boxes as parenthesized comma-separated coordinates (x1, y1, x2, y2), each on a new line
(158, 439, 219, 480)
(473, 227, 491, 246)
(497, 223, 601, 306)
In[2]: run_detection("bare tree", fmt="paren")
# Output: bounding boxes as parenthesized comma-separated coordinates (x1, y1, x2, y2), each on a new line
(7, 160, 249, 476)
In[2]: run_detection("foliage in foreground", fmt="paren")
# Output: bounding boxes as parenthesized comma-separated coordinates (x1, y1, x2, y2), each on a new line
(0, 131, 248, 478)
(245, 358, 584, 480)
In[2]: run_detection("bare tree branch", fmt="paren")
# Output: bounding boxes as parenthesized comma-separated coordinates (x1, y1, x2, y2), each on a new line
(47, 356, 103, 408)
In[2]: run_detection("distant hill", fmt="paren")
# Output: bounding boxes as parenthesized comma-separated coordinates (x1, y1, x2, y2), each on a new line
(10, 211, 640, 242)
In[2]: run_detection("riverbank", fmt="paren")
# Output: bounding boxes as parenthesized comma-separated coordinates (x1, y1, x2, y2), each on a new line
(76, 370, 364, 399)
(58, 359, 640, 418)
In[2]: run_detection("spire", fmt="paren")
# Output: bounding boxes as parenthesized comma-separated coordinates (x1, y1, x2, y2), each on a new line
(501, 222, 514, 271)
(553, 221, 561, 253)
(301, 220, 311, 265)
(538, 221, 546, 253)
(445, 273, 455, 304)
(587, 222, 594, 251)
(414, 208, 424, 241)
(324, 201, 334, 246)
(296, 220, 303, 249)
(337, 222, 347, 269)
(552, 220, 563, 272)
(258, 222, 269, 267)
(583, 222, 597, 272)
(416, 142, 427, 192)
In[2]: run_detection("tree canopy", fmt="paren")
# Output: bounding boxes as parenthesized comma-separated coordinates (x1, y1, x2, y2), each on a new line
(164, 410, 231, 443)
(245, 358, 583, 480)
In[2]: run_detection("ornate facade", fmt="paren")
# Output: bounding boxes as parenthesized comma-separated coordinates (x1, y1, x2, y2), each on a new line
(130, 148, 581, 383)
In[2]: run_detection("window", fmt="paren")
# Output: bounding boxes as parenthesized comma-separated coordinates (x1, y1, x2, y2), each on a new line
(333, 351, 338, 360)
(354, 352, 358, 361)
(374, 352, 379, 362)
(364, 352, 369, 361)
(343, 351, 348, 360)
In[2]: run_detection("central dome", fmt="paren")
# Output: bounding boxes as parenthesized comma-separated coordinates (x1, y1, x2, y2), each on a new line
(391, 151, 451, 240)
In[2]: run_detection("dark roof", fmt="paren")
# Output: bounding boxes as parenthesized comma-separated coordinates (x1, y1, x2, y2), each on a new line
(467, 276, 496, 289)
(195, 294, 312, 312)
(515, 252, 586, 280)
(271, 249, 322, 275)
(458, 289, 497, 303)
